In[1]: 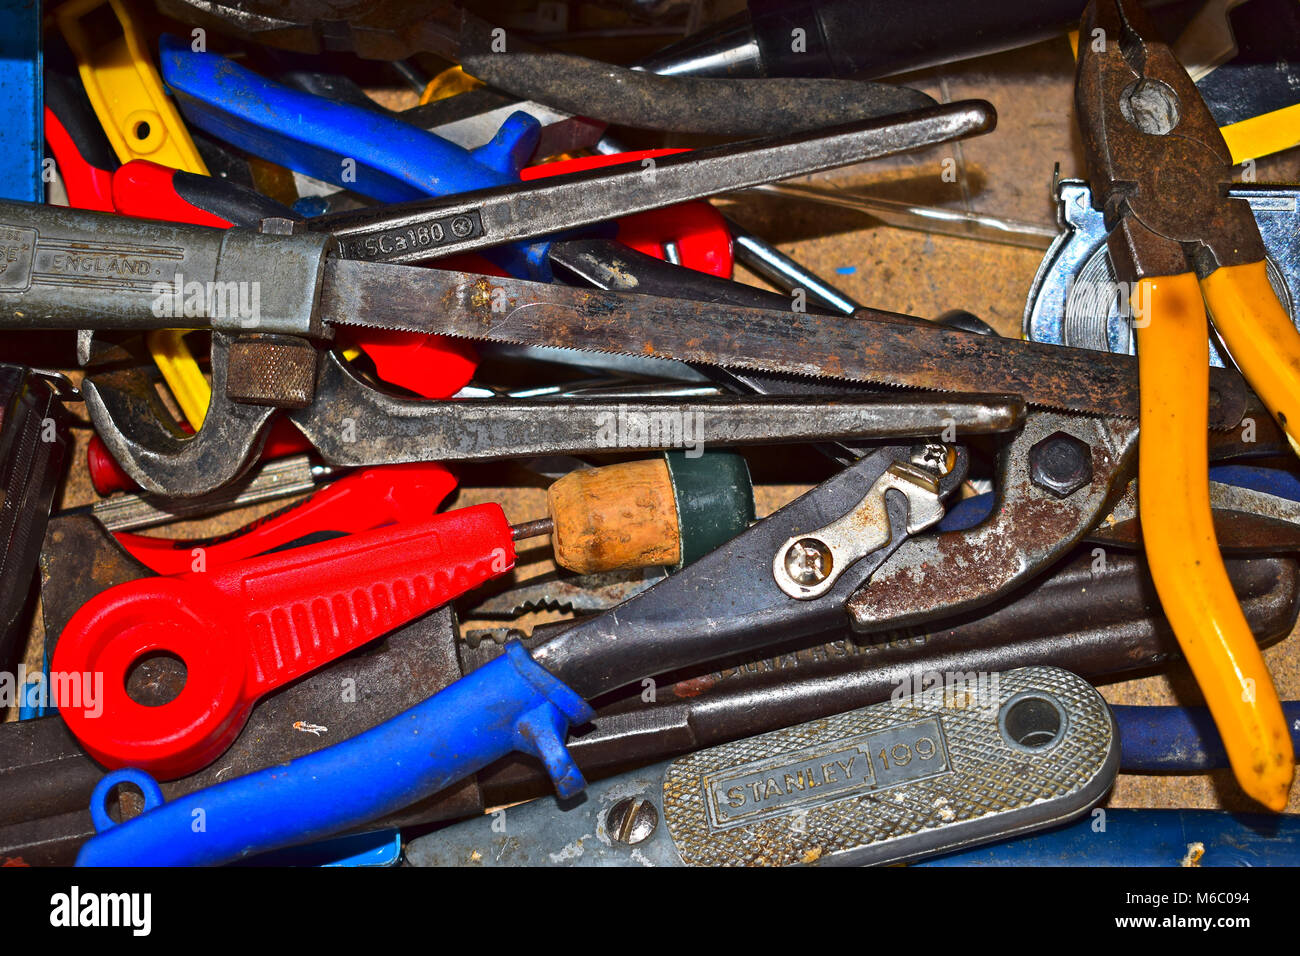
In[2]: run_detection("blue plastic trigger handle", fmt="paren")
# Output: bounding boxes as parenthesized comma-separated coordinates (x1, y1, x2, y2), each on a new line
(76, 642, 594, 866)
(156, 35, 555, 279)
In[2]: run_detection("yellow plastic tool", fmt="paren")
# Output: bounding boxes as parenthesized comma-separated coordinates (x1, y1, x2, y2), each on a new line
(55, 0, 207, 170)
(1203, 261, 1300, 456)
(1078, 0, 1295, 810)
(1135, 274, 1294, 810)
(419, 66, 483, 105)
(56, 0, 211, 428)
(1221, 102, 1300, 166)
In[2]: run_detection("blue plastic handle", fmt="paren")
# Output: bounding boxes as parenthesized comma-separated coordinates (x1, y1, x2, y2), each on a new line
(917, 809, 1300, 866)
(0, 0, 41, 204)
(1115, 702, 1300, 772)
(244, 829, 403, 867)
(1208, 464, 1300, 501)
(156, 35, 556, 279)
(76, 642, 593, 866)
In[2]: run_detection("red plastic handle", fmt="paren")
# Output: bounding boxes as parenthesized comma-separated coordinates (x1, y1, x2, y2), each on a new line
(116, 461, 459, 575)
(44, 106, 116, 212)
(54, 503, 514, 779)
(110, 159, 234, 227)
(616, 203, 733, 278)
(522, 148, 733, 277)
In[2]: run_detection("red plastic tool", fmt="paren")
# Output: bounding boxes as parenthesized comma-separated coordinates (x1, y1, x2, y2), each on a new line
(521, 148, 733, 277)
(116, 461, 459, 575)
(110, 158, 266, 228)
(43, 105, 115, 212)
(54, 502, 515, 779)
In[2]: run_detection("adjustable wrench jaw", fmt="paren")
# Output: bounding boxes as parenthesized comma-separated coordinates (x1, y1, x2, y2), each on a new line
(83, 333, 275, 498)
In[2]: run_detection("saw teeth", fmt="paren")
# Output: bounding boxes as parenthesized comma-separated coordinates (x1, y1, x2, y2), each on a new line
(330, 315, 1141, 420)
(482, 594, 577, 616)
(342, 316, 1139, 419)
(462, 627, 521, 648)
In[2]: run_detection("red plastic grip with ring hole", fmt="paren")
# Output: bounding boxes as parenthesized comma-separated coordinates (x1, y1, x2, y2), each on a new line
(115, 461, 460, 575)
(52, 503, 516, 780)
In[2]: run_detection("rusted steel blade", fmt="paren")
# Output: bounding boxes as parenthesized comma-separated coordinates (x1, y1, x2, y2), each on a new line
(322, 258, 1250, 426)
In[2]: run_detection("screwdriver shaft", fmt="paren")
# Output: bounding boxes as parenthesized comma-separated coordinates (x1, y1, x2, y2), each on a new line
(512, 516, 555, 541)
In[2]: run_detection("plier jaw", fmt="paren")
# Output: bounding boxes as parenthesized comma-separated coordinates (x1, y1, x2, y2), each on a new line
(1076, 0, 1297, 811)
(1075, 0, 1265, 280)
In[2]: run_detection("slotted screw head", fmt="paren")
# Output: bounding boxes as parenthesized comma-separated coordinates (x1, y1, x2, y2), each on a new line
(605, 797, 658, 845)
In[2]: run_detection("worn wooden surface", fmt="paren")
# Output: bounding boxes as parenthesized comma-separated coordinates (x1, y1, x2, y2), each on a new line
(15, 31, 1300, 827)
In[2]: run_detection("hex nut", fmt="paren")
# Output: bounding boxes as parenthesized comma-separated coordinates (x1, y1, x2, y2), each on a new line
(1028, 432, 1093, 498)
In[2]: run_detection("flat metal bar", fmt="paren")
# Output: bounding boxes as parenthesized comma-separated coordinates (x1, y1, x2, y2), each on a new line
(307, 101, 996, 265)
(84, 455, 330, 533)
(288, 379, 1025, 467)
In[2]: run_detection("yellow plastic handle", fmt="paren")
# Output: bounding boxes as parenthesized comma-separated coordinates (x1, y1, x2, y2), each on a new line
(57, 0, 213, 429)
(1203, 259, 1300, 456)
(420, 66, 483, 105)
(144, 330, 207, 427)
(56, 0, 208, 171)
(1220, 101, 1300, 165)
(1136, 273, 1294, 810)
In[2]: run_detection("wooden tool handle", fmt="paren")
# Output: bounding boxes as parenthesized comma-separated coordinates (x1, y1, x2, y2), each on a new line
(547, 459, 681, 573)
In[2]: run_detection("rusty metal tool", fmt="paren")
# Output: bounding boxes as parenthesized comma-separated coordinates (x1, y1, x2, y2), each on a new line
(1075, 0, 1296, 809)
(461, 542, 1298, 795)
(306, 256, 1249, 427)
(153, 0, 936, 137)
(82, 330, 1022, 497)
(69, 256, 1241, 499)
(533, 406, 1144, 698)
(2, 198, 1243, 505)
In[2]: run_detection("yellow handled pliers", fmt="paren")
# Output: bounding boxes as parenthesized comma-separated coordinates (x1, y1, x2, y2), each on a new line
(1076, 0, 1295, 810)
